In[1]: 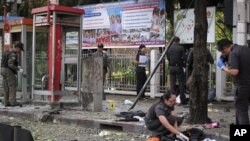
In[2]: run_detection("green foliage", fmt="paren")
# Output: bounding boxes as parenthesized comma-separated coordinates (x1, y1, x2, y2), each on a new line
(215, 11, 232, 41)
(35, 31, 49, 79)
(60, 0, 79, 6)
(18, 0, 47, 18)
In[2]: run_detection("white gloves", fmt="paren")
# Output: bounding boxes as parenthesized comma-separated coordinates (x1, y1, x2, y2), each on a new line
(18, 66, 23, 73)
(19, 68, 24, 73)
(176, 133, 189, 141)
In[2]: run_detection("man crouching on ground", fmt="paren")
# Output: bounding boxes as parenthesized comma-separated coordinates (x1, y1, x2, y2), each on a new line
(145, 91, 189, 141)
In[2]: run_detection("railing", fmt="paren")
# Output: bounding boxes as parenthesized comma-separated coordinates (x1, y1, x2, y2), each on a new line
(33, 47, 222, 97)
(107, 53, 137, 91)
(82, 51, 168, 93)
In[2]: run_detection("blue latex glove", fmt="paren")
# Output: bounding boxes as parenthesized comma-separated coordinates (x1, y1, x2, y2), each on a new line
(144, 59, 148, 65)
(217, 59, 225, 69)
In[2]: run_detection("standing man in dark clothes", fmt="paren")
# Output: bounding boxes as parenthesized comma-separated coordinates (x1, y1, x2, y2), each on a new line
(186, 48, 214, 79)
(1, 42, 24, 107)
(217, 39, 250, 125)
(135, 44, 148, 99)
(167, 36, 187, 105)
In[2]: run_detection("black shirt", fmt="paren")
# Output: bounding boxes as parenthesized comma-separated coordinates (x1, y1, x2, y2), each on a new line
(187, 48, 214, 70)
(229, 44, 250, 85)
(167, 44, 185, 67)
(145, 101, 174, 121)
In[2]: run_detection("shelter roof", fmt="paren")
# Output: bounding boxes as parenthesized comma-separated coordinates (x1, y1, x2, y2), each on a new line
(32, 5, 84, 15)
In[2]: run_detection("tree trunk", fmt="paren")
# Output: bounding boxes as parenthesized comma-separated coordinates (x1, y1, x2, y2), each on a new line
(166, 0, 174, 35)
(189, 0, 209, 124)
(10, 0, 17, 16)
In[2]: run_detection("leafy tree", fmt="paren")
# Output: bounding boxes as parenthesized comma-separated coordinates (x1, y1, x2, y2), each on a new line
(215, 11, 232, 41)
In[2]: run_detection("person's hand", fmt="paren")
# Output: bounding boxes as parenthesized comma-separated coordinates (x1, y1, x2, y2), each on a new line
(143, 60, 148, 65)
(19, 68, 23, 73)
(176, 133, 189, 141)
(217, 59, 225, 70)
(171, 111, 177, 116)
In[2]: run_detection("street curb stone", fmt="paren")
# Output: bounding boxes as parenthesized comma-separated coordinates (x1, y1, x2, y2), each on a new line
(0, 107, 229, 140)
(0, 108, 148, 134)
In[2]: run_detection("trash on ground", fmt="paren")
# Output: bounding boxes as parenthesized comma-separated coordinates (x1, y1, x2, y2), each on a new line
(124, 99, 133, 105)
(204, 122, 220, 129)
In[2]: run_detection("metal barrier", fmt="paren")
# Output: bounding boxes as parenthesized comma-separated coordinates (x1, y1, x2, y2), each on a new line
(82, 49, 168, 95)
(107, 53, 138, 91)
(32, 47, 223, 99)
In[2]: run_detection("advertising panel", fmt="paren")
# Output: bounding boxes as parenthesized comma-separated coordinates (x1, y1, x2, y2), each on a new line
(78, 0, 166, 48)
(174, 7, 216, 44)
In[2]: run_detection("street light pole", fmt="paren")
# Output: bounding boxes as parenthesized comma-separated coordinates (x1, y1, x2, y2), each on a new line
(236, 0, 247, 45)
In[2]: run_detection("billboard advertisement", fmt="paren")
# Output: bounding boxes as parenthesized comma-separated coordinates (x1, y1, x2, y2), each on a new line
(78, 0, 166, 49)
(174, 7, 216, 44)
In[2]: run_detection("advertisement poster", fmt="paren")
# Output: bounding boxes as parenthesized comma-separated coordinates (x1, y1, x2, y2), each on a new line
(174, 7, 216, 44)
(78, 0, 166, 48)
(66, 32, 79, 48)
(4, 32, 10, 45)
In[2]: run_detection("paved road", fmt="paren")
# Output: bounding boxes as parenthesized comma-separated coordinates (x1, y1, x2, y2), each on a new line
(0, 94, 236, 141)
(0, 115, 147, 141)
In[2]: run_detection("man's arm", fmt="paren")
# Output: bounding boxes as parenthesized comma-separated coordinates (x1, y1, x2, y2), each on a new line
(106, 54, 113, 72)
(8, 53, 19, 72)
(180, 46, 186, 67)
(158, 115, 180, 135)
(187, 49, 193, 65)
(166, 47, 170, 62)
(222, 51, 239, 76)
(217, 58, 239, 76)
(222, 67, 239, 76)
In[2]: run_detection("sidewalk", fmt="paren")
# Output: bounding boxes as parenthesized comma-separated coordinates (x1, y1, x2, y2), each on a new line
(0, 94, 233, 140)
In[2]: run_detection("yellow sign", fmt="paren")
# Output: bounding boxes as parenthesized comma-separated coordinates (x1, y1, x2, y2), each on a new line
(107, 100, 116, 110)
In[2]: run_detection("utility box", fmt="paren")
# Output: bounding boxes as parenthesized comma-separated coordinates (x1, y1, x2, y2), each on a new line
(31, 5, 84, 104)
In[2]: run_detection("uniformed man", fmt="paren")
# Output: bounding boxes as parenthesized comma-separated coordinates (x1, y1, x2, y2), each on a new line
(167, 36, 187, 105)
(93, 43, 113, 100)
(1, 42, 24, 107)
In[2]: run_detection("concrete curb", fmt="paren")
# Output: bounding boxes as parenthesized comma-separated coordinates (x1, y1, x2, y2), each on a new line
(0, 109, 148, 134)
(54, 116, 147, 134)
(0, 108, 229, 140)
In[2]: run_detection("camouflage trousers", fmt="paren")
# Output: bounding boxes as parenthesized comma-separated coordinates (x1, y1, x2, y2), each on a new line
(1, 68, 17, 105)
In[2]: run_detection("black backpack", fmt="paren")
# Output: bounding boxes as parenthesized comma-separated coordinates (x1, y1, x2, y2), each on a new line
(1, 51, 18, 74)
(182, 128, 205, 141)
(1, 51, 12, 67)
(0, 123, 34, 141)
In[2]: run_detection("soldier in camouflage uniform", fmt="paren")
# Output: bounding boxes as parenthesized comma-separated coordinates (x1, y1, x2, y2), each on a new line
(93, 43, 113, 100)
(1, 42, 24, 107)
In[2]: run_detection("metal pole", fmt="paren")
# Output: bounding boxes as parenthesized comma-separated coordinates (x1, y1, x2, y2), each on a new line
(237, 0, 247, 45)
(21, 22, 27, 101)
(209, 44, 212, 89)
(78, 14, 83, 101)
(51, 11, 56, 103)
(31, 14, 36, 100)
(128, 36, 175, 110)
